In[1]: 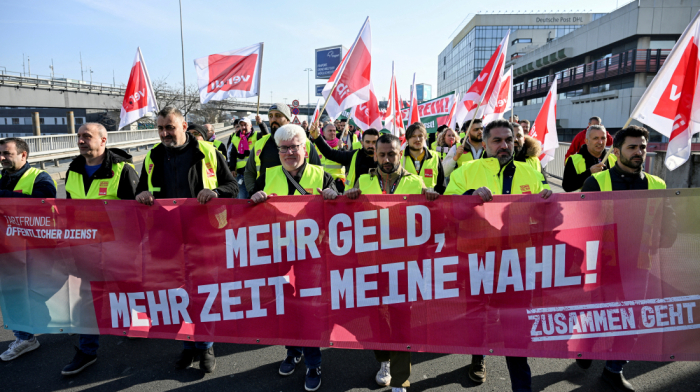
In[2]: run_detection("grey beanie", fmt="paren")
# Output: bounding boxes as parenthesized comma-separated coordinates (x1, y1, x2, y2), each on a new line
(269, 103, 292, 121)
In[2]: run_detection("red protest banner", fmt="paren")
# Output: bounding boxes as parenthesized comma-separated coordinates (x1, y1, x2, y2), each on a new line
(1, 191, 699, 362)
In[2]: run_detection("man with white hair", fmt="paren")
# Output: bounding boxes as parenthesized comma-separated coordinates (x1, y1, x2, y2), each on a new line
(562, 124, 616, 192)
(250, 124, 335, 392)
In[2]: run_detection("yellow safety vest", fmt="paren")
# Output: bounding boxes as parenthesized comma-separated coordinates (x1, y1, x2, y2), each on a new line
(65, 161, 133, 199)
(357, 172, 425, 195)
(525, 156, 542, 173)
(591, 170, 666, 191)
(253, 134, 314, 178)
(567, 153, 617, 175)
(402, 149, 441, 188)
(432, 142, 461, 161)
(315, 143, 346, 182)
(263, 164, 325, 195)
(445, 158, 550, 196)
(346, 150, 361, 189)
(230, 132, 260, 170)
(144, 141, 219, 193)
(0, 167, 54, 195)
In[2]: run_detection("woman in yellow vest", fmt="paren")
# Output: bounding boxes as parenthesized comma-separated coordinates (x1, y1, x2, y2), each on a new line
(400, 122, 446, 194)
(249, 124, 335, 392)
(345, 133, 437, 392)
(314, 123, 347, 192)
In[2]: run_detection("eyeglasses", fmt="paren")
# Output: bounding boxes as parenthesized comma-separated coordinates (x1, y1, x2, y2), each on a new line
(278, 144, 303, 153)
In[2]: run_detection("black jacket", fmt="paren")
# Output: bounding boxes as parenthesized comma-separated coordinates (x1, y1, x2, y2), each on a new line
(65, 148, 139, 200)
(563, 145, 612, 192)
(136, 134, 238, 198)
(313, 135, 376, 186)
(581, 164, 654, 192)
(0, 163, 56, 198)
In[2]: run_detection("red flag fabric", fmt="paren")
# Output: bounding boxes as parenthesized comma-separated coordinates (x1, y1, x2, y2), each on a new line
(445, 91, 459, 130)
(322, 17, 372, 120)
(408, 73, 420, 125)
(384, 63, 404, 136)
(484, 65, 514, 125)
(529, 75, 559, 167)
(194, 43, 264, 104)
(454, 31, 510, 127)
(119, 47, 158, 130)
(351, 82, 383, 130)
(312, 98, 323, 124)
(630, 11, 700, 171)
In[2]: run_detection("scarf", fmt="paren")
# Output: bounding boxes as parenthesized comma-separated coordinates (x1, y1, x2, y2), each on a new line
(238, 131, 251, 154)
(326, 137, 340, 148)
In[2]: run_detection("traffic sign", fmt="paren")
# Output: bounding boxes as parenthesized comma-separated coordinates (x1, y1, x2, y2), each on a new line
(292, 116, 301, 124)
(292, 99, 300, 107)
(292, 107, 300, 115)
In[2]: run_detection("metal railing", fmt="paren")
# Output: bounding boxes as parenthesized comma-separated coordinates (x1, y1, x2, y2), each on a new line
(24, 129, 160, 157)
(544, 142, 658, 180)
(0, 71, 125, 95)
(514, 49, 672, 100)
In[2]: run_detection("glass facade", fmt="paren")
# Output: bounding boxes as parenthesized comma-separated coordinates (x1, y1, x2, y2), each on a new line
(437, 14, 605, 96)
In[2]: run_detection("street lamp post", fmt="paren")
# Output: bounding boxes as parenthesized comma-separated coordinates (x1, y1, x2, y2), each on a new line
(304, 68, 313, 120)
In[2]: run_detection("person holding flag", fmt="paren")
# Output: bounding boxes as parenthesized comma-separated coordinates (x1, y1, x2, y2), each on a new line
(443, 119, 484, 177)
(402, 122, 446, 194)
(61, 123, 139, 375)
(315, 122, 349, 192)
(228, 117, 266, 199)
(562, 125, 616, 192)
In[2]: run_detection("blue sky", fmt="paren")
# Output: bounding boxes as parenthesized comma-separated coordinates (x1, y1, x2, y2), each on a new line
(2, 0, 624, 106)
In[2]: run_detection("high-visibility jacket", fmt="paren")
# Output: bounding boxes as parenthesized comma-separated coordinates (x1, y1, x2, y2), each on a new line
(0, 167, 54, 195)
(212, 139, 224, 150)
(591, 170, 666, 191)
(316, 144, 346, 182)
(346, 150, 361, 188)
(455, 141, 483, 168)
(230, 132, 260, 170)
(145, 141, 219, 193)
(445, 158, 550, 195)
(402, 149, 441, 188)
(357, 172, 424, 195)
(525, 156, 542, 173)
(253, 134, 314, 178)
(263, 164, 324, 195)
(567, 153, 617, 175)
(65, 161, 133, 199)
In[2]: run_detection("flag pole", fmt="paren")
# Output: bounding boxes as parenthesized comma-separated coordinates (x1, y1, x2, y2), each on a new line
(178, 0, 187, 111)
(256, 42, 264, 115)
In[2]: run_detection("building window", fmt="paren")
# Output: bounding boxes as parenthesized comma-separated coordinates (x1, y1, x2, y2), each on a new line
(511, 38, 533, 45)
(444, 56, 446, 65)
(443, 72, 445, 80)
(12, 118, 19, 125)
(75, 118, 84, 125)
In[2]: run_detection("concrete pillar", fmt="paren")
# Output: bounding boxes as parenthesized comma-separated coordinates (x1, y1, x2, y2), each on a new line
(582, 55, 592, 94)
(32, 112, 41, 136)
(67, 111, 75, 134)
(635, 36, 652, 88)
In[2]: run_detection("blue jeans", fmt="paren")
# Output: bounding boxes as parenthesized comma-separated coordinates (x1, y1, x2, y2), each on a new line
(286, 346, 321, 369)
(183, 341, 213, 350)
(473, 355, 531, 392)
(13, 331, 34, 340)
(236, 174, 249, 199)
(605, 360, 629, 373)
(79, 334, 99, 356)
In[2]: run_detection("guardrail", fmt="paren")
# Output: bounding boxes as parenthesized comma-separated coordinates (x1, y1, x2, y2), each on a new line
(544, 142, 658, 180)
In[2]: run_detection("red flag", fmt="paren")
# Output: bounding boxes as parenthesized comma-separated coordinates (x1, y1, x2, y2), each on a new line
(483, 66, 514, 125)
(529, 75, 559, 168)
(454, 31, 510, 126)
(322, 17, 372, 119)
(351, 82, 382, 130)
(312, 98, 323, 124)
(408, 73, 420, 125)
(119, 47, 158, 130)
(194, 43, 264, 104)
(630, 11, 700, 170)
(384, 62, 404, 136)
(445, 91, 459, 130)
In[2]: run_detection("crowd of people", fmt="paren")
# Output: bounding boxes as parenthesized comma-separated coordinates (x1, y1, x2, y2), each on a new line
(0, 105, 667, 392)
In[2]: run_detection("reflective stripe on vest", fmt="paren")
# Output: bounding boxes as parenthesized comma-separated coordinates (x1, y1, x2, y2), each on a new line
(357, 172, 424, 195)
(231, 133, 258, 170)
(263, 164, 325, 195)
(144, 141, 219, 193)
(316, 144, 346, 181)
(592, 170, 666, 191)
(0, 167, 54, 195)
(402, 150, 440, 188)
(253, 134, 314, 178)
(65, 162, 131, 200)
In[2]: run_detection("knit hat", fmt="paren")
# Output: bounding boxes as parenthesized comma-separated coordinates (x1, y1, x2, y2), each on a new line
(269, 103, 291, 121)
(187, 124, 208, 139)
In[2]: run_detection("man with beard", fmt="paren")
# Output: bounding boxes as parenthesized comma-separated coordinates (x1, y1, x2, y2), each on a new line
(310, 124, 379, 189)
(579, 126, 669, 392)
(565, 116, 614, 161)
(512, 122, 543, 173)
(563, 125, 616, 192)
(444, 119, 484, 175)
(518, 119, 530, 133)
(445, 119, 551, 391)
(402, 122, 446, 193)
(135, 107, 237, 374)
(244, 103, 320, 195)
(203, 123, 228, 157)
(0, 137, 56, 363)
(345, 133, 438, 392)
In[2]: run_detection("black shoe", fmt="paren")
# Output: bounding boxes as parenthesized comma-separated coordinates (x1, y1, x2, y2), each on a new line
(279, 355, 301, 376)
(305, 367, 322, 391)
(468, 355, 486, 384)
(199, 347, 216, 373)
(602, 368, 636, 392)
(175, 348, 197, 369)
(61, 347, 97, 376)
(576, 359, 593, 369)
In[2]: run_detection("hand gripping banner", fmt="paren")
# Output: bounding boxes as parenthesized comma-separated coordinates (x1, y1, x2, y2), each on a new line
(1, 190, 699, 362)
